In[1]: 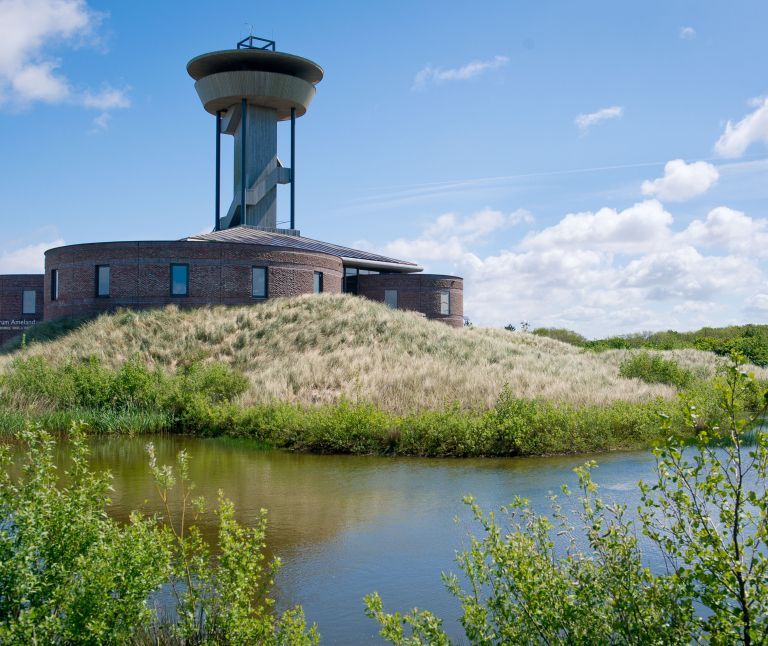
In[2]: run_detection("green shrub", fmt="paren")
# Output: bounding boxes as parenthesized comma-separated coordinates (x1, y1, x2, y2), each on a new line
(0, 424, 170, 643)
(366, 358, 768, 644)
(619, 352, 694, 388)
(532, 327, 588, 346)
(0, 422, 318, 644)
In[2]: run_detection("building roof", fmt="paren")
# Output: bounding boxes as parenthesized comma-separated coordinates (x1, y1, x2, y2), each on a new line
(185, 226, 422, 273)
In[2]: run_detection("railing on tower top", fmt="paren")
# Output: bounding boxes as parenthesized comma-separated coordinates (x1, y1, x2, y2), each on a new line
(237, 35, 276, 51)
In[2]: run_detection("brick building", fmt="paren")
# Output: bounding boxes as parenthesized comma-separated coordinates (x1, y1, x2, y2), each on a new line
(0, 40, 463, 344)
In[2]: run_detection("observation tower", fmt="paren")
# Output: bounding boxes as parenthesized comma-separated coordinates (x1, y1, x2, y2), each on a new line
(187, 36, 323, 232)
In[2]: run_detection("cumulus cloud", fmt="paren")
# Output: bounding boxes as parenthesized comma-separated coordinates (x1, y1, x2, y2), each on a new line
(383, 208, 533, 265)
(679, 26, 696, 40)
(379, 201, 768, 336)
(575, 106, 623, 132)
(714, 97, 768, 158)
(641, 159, 719, 201)
(0, 238, 64, 273)
(520, 200, 673, 254)
(681, 206, 768, 256)
(413, 55, 509, 89)
(0, 0, 129, 116)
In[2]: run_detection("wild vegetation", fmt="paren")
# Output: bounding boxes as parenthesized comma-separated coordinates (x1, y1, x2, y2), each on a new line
(366, 357, 768, 644)
(1, 295, 700, 412)
(0, 423, 318, 644)
(1, 295, 766, 456)
(534, 323, 768, 367)
(2, 357, 767, 643)
(0, 353, 713, 456)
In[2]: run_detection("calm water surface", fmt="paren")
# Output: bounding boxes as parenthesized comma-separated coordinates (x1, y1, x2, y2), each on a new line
(63, 436, 658, 644)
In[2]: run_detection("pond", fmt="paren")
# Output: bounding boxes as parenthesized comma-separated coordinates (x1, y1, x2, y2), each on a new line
(64, 436, 660, 644)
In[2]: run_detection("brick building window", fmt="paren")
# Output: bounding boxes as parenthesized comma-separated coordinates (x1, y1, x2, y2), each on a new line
(314, 271, 323, 294)
(252, 266, 267, 299)
(50, 269, 59, 301)
(384, 289, 398, 309)
(439, 290, 450, 315)
(170, 264, 189, 297)
(96, 265, 110, 297)
(22, 290, 36, 315)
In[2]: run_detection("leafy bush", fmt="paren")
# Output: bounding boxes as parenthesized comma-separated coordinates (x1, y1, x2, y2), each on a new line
(0, 356, 248, 423)
(366, 357, 768, 644)
(619, 352, 694, 388)
(0, 424, 170, 643)
(532, 327, 588, 346)
(0, 422, 318, 644)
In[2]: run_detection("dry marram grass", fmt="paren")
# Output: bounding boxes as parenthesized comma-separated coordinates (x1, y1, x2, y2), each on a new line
(0, 295, 741, 413)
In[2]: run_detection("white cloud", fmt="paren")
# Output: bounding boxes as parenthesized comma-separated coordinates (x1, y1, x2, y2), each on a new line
(681, 206, 768, 256)
(413, 55, 508, 89)
(0, 0, 129, 113)
(380, 201, 768, 336)
(520, 200, 673, 254)
(746, 294, 768, 312)
(714, 97, 768, 158)
(0, 238, 64, 273)
(575, 106, 623, 132)
(383, 208, 534, 265)
(679, 26, 696, 40)
(641, 159, 719, 201)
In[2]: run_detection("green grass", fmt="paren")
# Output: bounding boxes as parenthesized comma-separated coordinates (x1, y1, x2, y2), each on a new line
(0, 352, 728, 456)
(1, 298, 762, 457)
(534, 323, 768, 366)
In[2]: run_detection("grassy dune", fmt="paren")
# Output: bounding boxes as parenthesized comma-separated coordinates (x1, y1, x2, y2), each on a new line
(2, 295, 762, 455)
(0, 294, 708, 414)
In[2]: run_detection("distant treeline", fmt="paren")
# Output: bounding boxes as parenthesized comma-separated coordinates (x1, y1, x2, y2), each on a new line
(532, 324, 768, 366)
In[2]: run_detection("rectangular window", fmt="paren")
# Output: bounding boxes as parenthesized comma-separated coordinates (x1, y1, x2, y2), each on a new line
(50, 269, 59, 301)
(313, 271, 323, 294)
(96, 265, 110, 297)
(252, 266, 267, 299)
(384, 289, 398, 309)
(22, 289, 36, 315)
(170, 263, 189, 297)
(343, 267, 358, 294)
(440, 290, 450, 315)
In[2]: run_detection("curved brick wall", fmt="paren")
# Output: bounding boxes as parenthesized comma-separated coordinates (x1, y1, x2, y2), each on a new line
(44, 241, 342, 321)
(357, 273, 464, 327)
(0, 274, 44, 344)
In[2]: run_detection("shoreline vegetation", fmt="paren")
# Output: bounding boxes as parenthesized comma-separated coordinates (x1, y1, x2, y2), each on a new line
(1, 295, 766, 456)
(1, 354, 766, 643)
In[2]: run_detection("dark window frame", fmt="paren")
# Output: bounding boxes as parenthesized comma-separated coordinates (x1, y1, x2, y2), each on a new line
(170, 263, 189, 297)
(439, 289, 451, 316)
(21, 289, 36, 315)
(50, 269, 59, 302)
(313, 271, 323, 294)
(252, 266, 268, 299)
(95, 264, 110, 298)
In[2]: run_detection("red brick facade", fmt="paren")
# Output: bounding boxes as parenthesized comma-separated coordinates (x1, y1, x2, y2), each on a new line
(43, 241, 343, 321)
(0, 275, 44, 345)
(0, 242, 464, 340)
(357, 273, 464, 327)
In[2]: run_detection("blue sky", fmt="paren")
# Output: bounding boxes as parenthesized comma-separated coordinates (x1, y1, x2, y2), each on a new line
(1, 0, 767, 336)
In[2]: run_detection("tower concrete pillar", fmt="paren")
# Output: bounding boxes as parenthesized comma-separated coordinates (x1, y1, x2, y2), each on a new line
(187, 40, 323, 232)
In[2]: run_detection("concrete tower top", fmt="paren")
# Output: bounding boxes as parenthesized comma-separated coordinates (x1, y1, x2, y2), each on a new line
(187, 48, 323, 119)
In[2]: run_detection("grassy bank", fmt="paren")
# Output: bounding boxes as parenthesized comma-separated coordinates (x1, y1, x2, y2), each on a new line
(2, 296, 763, 456)
(0, 347, 736, 457)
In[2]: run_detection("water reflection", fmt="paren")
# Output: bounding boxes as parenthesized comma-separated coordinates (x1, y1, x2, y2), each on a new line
(20, 436, 661, 644)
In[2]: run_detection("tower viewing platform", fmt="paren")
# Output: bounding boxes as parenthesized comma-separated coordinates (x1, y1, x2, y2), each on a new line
(187, 36, 324, 232)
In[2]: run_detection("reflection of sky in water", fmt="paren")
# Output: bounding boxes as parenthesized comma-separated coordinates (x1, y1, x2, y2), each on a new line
(18, 437, 700, 644)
